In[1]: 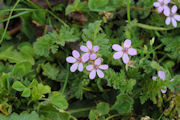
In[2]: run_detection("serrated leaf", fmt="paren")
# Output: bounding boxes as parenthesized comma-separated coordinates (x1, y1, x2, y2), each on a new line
(12, 81, 26, 92)
(96, 102, 109, 115)
(0, 111, 41, 120)
(56, 26, 80, 46)
(33, 31, 58, 57)
(65, 0, 88, 15)
(41, 63, 59, 80)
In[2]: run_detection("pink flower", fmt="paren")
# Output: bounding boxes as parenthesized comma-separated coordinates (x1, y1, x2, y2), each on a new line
(153, 0, 170, 14)
(66, 50, 84, 72)
(80, 41, 99, 62)
(164, 5, 180, 27)
(112, 39, 137, 64)
(86, 58, 108, 79)
(158, 71, 165, 81)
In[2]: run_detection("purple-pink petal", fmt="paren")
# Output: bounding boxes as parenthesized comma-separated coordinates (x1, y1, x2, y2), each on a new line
(171, 5, 177, 14)
(113, 51, 123, 59)
(82, 53, 89, 62)
(66, 57, 76, 63)
(93, 46, 99, 52)
(128, 48, 137, 56)
(90, 53, 97, 60)
(87, 41, 92, 49)
(97, 69, 104, 78)
(158, 71, 165, 81)
(72, 50, 80, 58)
(122, 53, 129, 64)
(163, 6, 170, 16)
(86, 65, 94, 71)
(80, 46, 89, 52)
(70, 63, 78, 72)
(152, 76, 157, 81)
(158, 6, 163, 13)
(112, 44, 123, 51)
(99, 65, 108, 70)
(164, 0, 170, 4)
(89, 70, 96, 79)
(161, 86, 167, 93)
(174, 15, 180, 21)
(78, 63, 83, 72)
(165, 17, 171, 25)
(124, 39, 131, 48)
(153, 2, 160, 7)
(158, 0, 163, 2)
(161, 89, 167, 93)
(95, 58, 101, 65)
(172, 18, 177, 27)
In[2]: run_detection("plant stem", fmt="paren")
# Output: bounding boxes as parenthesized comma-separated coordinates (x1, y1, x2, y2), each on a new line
(62, 63, 69, 94)
(127, 0, 131, 23)
(136, 23, 180, 31)
(0, 0, 21, 44)
(106, 113, 121, 120)
(68, 107, 94, 114)
(48, 10, 69, 27)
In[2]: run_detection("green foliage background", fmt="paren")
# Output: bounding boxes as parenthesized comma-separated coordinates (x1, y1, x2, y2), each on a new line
(0, 0, 180, 119)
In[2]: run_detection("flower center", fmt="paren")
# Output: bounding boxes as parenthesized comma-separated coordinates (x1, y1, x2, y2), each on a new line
(122, 47, 128, 53)
(89, 49, 93, 54)
(160, 1, 164, 6)
(93, 65, 98, 70)
(77, 58, 82, 63)
(170, 13, 174, 17)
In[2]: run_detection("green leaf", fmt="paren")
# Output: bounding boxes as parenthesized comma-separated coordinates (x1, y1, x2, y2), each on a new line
(31, 83, 51, 101)
(88, 0, 121, 12)
(49, 92, 68, 110)
(0, 111, 41, 120)
(33, 31, 59, 57)
(111, 94, 134, 114)
(65, 0, 88, 15)
(56, 26, 80, 46)
(22, 88, 31, 97)
(12, 62, 32, 77)
(0, 44, 34, 65)
(161, 36, 180, 62)
(41, 63, 59, 80)
(28, 79, 38, 88)
(89, 109, 98, 120)
(96, 102, 109, 115)
(39, 103, 76, 120)
(12, 81, 26, 92)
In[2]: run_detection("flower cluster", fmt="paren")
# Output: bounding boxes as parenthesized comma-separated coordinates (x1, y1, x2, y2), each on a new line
(112, 39, 137, 65)
(154, 0, 180, 27)
(66, 41, 108, 79)
(152, 71, 167, 93)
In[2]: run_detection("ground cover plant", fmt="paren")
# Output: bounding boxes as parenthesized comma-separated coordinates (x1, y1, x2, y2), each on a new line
(0, 0, 180, 119)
